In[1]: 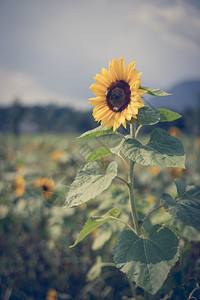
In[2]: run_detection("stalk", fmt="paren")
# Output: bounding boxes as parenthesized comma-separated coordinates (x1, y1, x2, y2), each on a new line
(128, 124, 141, 236)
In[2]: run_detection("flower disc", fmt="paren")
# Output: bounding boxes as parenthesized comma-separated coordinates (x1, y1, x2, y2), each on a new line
(90, 57, 147, 131)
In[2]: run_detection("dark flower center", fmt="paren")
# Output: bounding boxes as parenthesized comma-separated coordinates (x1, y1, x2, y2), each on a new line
(106, 80, 131, 112)
(42, 185, 48, 191)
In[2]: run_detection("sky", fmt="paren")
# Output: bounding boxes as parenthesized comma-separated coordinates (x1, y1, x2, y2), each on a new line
(0, 0, 200, 110)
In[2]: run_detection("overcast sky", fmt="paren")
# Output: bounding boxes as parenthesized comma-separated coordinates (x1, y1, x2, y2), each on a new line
(0, 0, 200, 109)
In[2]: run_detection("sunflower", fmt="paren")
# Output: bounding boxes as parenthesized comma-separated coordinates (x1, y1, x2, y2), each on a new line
(14, 176, 26, 197)
(34, 177, 54, 200)
(51, 149, 63, 162)
(90, 57, 147, 131)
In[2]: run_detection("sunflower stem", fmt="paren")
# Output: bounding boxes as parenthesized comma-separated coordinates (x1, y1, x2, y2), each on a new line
(135, 124, 142, 138)
(128, 124, 141, 236)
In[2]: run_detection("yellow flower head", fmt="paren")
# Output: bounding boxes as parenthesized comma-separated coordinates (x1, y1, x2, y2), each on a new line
(46, 289, 58, 300)
(90, 57, 147, 131)
(51, 149, 63, 162)
(168, 167, 183, 179)
(195, 137, 200, 147)
(14, 176, 26, 197)
(149, 166, 160, 176)
(34, 177, 54, 200)
(168, 126, 181, 137)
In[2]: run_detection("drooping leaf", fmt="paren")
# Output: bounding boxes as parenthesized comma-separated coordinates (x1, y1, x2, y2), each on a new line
(86, 147, 112, 162)
(159, 109, 182, 122)
(77, 125, 115, 139)
(137, 106, 160, 125)
(140, 85, 171, 96)
(87, 256, 103, 281)
(160, 183, 200, 230)
(65, 161, 118, 207)
(113, 225, 179, 294)
(121, 128, 185, 168)
(70, 208, 120, 247)
(175, 178, 186, 197)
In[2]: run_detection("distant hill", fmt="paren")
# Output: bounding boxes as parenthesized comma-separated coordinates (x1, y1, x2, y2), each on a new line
(144, 80, 200, 113)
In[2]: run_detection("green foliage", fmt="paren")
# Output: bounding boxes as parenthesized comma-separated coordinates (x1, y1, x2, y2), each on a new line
(86, 147, 112, 161)
(70, 208, 120, 247)
(136, 107, 182, 126)
(113, 225, 179, 294)
(77, 125, 115, 139)
(159, 108, 182, 122)
(1, 131, 200, 299)
(140, 85, 171, 96)
(137, 106, 160, 125)
(160, 181, 200, 230)
(121, 128, 185, 167)
(65, 161, 118, 207)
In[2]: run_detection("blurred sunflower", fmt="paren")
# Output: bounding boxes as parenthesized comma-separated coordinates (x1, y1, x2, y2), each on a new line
(195, 137, 200, 147)
(14, 176, 26, 197)
(51, 149, 63, 162)
(168, 126, 181, 137)
(90, 57, 147, 131)
(168, 167, 183, 178)
(46, 289, 58, 300)
(149, 166, 160, 176)
(34, 177, 54, 200)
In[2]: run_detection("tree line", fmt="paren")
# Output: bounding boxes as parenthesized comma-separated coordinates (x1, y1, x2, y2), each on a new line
(0, 100, 200, 135)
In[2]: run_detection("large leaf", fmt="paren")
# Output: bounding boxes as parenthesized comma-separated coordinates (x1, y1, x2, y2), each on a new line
(70, 208, 120, 248)
(65, 161, 118, 207)
(159, 109, 181, 122)
(140, 85, 171, 96)
(160, 182, 200, 230)
(77, 125, 115, 139)
(137, 106, 160, 125)
(121, 128, 185, 168)
(86, 147, 112, 162)
(113, 225, 179, 294)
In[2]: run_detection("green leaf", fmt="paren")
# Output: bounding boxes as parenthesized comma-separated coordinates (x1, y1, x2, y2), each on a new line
(86, 147, 112, 162)
(121, 128, 185, 168)
(65, 161, 118, 207)
(113, 225, 179, 294)
(175, 178, 186, 197)
(160, 184, 200, 230)
(137, 106, 160, 125)
(77, 125, 115, 139)
(140, 85, 171, 96)
(70, 208, 120, 247)
(87, 256, 103, 281)
(159, 109, 182, 122)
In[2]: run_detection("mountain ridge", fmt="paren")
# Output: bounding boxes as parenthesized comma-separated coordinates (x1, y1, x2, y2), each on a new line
(144, 79, 200, 113)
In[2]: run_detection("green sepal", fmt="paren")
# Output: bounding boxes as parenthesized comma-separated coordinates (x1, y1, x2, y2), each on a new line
(140, 85, 171, 96)
(77, 125, 115, 139)
(121, 128, 185, 168)
(65, 161, 118, 207)
(160, 181, 200, 230)
(70, 208, 120, 248)
(113, 225, 179, 294)
(159, 108, 182, 122)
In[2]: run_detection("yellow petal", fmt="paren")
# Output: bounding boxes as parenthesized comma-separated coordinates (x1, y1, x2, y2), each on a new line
(90, 84, 107, 96)
(95, 74, 110, 87)
(89, 98, 106, 106)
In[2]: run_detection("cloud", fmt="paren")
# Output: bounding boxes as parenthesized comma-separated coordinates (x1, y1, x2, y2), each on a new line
(127, 1, 200, 52)
(0, 0, 200, 107)
(0, 68, 89, 109)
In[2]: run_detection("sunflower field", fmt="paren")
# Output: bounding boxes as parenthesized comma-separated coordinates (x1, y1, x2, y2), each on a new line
(0, 126, 200, 300)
